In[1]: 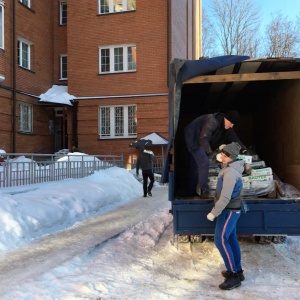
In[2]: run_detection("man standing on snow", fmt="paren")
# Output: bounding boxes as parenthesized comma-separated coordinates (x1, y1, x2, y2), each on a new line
(136, 146, 155, 197)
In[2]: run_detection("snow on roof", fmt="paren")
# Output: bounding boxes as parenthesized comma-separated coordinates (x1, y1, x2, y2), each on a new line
(39, 85, 75, 106)
(140, 133, 168, 145)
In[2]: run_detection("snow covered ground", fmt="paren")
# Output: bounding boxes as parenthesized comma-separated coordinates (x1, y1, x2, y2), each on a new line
(0, 167, 300, 299)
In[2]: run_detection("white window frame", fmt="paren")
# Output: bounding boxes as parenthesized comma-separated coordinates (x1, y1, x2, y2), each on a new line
(98, 44, 136, 74)
(98, 105, 137, 139)
(60, 54, 68, 80)
(98, 0, 136, 14)
(0, 2, 4, 49)
(20, 0, 31, 8)
(19, 103, 33, 133)
(59, 0, 67, 25)
(18, 37, 32, 69)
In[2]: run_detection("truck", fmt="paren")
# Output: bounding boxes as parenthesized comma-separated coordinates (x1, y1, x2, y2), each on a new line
(163, 56, 300, 244)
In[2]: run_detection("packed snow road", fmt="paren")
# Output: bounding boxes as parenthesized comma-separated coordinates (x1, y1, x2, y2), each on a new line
(0, 186, 170, 293)
(1, 182, 300, 299)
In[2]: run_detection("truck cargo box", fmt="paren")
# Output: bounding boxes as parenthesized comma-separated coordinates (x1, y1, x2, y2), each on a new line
(164, 56, 300, 238)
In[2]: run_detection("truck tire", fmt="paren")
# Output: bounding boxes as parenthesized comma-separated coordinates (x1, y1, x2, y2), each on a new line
(177, 234, 190, 243)
(272, 236, 287, 244)
(254, 236, 273, 244)
(190, 235, 206, 243)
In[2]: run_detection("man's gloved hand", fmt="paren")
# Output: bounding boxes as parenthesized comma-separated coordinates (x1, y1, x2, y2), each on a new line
(208, 151, 218, 162)
(207, 212, 215, 221)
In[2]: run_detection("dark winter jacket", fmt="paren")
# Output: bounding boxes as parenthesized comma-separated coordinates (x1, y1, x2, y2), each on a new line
(136, 149, 154, 173)
(184, 113, 246, 154)
(211, 160, 244, 217)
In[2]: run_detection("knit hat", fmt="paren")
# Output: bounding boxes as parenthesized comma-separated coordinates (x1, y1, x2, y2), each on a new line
(225, 110, 240, 125)
(221, 142, 241, 160)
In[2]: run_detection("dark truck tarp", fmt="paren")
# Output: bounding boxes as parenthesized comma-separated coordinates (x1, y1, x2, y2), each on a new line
(162, 55, 250, 183)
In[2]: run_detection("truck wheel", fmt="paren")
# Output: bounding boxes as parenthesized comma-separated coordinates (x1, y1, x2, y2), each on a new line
(177, 234, 190, 243)
(272, 236, 287, 244)
(190, 235, 205, 243)
(254, 236, 273, 244)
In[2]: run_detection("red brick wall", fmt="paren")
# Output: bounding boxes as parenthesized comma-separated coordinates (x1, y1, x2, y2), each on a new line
(64, 0, 171, 165)
(0, 0, 55, 153)
(0, 0, 197, 159)
(67, 0, 168, 96)
(53, 0, 67, 84)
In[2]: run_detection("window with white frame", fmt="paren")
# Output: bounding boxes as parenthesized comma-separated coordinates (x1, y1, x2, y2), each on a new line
(18, 38, 31, 69)
(19, 103, 33, 133)
(60, 1, 67, 25)
(20, 0, 30, 8)
(99, 105, 136, 138)
(99, 0, 136, 14)
(0, 2, 4, 49)
(99, 44, 136, 74)
(60, 55, 68, 79)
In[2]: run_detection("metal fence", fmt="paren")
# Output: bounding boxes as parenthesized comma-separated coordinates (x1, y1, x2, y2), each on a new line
(0, 153, 124, 188)
(130, 155, 164, 174)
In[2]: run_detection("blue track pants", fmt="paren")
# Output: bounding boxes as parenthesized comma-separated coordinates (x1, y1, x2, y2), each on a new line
(214, 210, 242, 273)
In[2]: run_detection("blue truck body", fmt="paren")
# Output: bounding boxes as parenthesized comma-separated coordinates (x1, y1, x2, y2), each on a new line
(164, 56, 300, 238)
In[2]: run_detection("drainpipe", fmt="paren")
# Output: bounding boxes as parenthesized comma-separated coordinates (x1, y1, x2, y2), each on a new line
(12, 0, 16, 152)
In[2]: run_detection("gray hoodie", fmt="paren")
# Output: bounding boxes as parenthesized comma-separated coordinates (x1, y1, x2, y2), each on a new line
(211, 160, 244, 217)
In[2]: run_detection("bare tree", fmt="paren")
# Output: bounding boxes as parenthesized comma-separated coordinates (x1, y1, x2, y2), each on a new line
(264, 12, 299, 58)
(205, 0, 261, 57)
(201, 7, 218, 57)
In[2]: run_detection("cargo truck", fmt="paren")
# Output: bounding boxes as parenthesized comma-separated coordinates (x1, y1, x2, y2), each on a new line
(163, 56, 300, 244)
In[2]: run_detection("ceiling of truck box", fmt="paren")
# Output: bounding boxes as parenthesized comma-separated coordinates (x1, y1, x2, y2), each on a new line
(179, 56, 300, 114)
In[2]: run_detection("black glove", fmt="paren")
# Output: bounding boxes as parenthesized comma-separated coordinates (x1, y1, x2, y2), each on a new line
(208, 151, 217, 162)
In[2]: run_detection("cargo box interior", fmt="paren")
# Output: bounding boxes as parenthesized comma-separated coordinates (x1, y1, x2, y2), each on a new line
(172, 58, 300, 197)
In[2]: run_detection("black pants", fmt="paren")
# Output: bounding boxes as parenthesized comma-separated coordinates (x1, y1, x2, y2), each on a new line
(142, 169, 154, 196)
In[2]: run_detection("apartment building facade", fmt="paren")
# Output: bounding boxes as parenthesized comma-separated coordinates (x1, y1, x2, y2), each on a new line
(0, 0, 201, 167)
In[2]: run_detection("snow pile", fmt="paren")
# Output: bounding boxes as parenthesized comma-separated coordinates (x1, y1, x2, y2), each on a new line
(0, 167, 141, 254)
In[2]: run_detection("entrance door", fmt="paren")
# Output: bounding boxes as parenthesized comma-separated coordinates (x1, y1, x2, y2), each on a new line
(54, 117, 62, 152)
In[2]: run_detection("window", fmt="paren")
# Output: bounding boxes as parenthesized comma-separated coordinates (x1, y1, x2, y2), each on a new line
(60, 55, 67, 79)
(20, 0, 30, 8)
(98, 0, 136, 14)
(60, 1, 67, 25)
(99, 105, 136, 138)
(19, 103, 33, 133)
(18, 38, 31, 69)
(0, 2, 3, 49)
(99, 44, 136, 74)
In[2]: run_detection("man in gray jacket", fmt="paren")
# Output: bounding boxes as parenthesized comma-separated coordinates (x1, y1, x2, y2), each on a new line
(136, 147, 155, 197)
(184, 110, 246, 197)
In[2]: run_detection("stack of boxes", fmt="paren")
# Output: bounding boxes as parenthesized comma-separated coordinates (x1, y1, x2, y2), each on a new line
(208, 154, 275, 197)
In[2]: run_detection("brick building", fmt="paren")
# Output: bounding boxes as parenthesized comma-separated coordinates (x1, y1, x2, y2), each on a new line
(0, 0, 201, 168)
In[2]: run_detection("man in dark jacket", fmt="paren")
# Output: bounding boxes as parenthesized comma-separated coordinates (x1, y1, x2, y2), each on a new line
(136, 147, 155, 197)
(184, 110, 246, 197)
